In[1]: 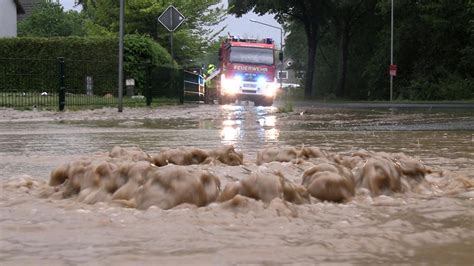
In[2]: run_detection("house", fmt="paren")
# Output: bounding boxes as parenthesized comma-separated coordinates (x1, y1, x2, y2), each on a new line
(18, 0, 40, 21)
(0, 0, 25, 37)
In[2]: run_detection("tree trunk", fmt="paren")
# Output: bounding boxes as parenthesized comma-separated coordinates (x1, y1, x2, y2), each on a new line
(335, 24, 350, 98)
(304, 24, 319, 99)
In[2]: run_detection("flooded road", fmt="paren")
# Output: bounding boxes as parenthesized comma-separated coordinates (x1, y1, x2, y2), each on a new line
(1, 103, 473, 265)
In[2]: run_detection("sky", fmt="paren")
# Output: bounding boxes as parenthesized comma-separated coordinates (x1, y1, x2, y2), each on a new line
(58, 0, 283, 48)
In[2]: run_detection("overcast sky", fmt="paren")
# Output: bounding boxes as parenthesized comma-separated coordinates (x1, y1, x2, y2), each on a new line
(59, 0, 283, 47)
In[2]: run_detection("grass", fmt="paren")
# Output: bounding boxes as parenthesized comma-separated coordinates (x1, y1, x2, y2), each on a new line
(277, 100, 294, 113)
(0, 92, 180, 111)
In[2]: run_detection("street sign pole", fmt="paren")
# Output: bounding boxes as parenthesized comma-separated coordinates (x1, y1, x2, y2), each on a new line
(170, 31, 174, 61)
(169, 8, 174, 62)
(170, 31, 174, 62)
(158, 5, 186, 65)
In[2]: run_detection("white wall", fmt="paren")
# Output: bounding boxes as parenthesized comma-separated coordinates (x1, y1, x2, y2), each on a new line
(0, 0, 18, 37)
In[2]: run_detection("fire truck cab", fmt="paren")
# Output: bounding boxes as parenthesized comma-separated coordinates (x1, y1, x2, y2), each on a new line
(217, 35, 278, 106)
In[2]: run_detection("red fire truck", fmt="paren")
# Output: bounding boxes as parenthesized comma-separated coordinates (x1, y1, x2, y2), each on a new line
(216, 35, 279, 106)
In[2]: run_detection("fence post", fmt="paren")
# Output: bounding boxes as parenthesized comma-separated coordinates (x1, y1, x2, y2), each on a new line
(146, 63, 152, 106)
(58, 57, 65, 111)
(179, 69, 184, 104)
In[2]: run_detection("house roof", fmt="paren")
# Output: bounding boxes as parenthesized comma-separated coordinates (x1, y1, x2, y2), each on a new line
(14, 0, 25, 14)
(18, 0, 40, 20)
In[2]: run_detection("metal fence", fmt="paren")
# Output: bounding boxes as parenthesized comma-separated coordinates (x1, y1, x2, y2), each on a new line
(0, 57, 204, 110)
(183, 70, 205, 103)
(0, 58, 58, 108)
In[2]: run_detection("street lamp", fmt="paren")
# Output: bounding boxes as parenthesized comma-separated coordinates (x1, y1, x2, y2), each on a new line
(249, 19, 284, 92)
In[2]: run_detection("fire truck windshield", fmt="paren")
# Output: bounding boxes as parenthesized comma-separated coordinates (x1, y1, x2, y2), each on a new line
(229, 47, 274, 65)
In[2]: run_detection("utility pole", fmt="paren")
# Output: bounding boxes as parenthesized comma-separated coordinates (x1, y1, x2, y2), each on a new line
(118, 0, 124, 112)
(390, 0, 394, 101)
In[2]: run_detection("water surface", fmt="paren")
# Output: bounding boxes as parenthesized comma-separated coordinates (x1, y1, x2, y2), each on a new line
(1, 104, 473, 265)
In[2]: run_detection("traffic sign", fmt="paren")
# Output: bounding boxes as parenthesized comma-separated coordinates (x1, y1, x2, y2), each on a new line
(158, 5, 185, 32)
(389, 64, 397, 76)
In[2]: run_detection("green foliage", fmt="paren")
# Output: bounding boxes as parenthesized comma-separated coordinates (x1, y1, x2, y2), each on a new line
(403, 73, 473, 101)
(0, 37, 117, 60)
(18, 0, 86, 37)
(278, 87, 305, 101)
(0, 37, 118, 98)
(0, 92, 179, 110)
(17, 0, 226, 67)
(83, 20, 114, 37)
(194, 38, 223, 69)
(0, 35, 173, 95)
(277, 101, 294, 113)
(229, 0, 328, 98)
(284, 22, 307, 74)
(366, 0, 474, 100)
(283, 0, 473, 101)
(124, 34, 175, 92)
(81, 0, 226, 66)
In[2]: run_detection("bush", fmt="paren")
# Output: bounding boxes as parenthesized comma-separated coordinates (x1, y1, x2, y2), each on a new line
(402, 73, 473, 101)
(124, 35, 174, 93)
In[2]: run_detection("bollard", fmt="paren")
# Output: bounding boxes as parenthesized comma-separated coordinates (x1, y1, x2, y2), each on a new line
(58, 57, 65, 111)
(125, 79, 135, 97)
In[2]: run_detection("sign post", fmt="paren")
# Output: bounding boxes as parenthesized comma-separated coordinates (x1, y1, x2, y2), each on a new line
(158, 5, 186, 63)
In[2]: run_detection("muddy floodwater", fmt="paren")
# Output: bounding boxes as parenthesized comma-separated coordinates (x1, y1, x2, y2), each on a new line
(1, 103, 473, 265)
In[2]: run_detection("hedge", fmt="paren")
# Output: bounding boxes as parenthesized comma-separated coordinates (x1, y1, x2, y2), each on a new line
(0, 35, 174, 95)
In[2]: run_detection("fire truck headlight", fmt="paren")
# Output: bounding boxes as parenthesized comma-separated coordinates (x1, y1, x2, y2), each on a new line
(221, 75, 240, 95)
(234, 75, 243, 83)
(257, 76, 266, 86)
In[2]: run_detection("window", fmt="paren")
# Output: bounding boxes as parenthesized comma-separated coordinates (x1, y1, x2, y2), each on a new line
(230, 47, 274, 65)
(278, 71, 288, 80)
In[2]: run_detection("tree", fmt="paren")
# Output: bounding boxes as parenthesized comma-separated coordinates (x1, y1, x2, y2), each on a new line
(284, 22, 308, 87)
(228, 0, 328, 98)
(324, 0, 377, 98)
(18, 1, 85, 37)
(364, 0, 473, 100)
(76, 0, 96, 11)
(284, 0, 473, 101)
(80, 0, 226, 66)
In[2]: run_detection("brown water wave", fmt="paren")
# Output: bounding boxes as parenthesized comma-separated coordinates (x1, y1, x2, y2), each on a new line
(1, 178, 473, 265)
(2, 144, 473, 265)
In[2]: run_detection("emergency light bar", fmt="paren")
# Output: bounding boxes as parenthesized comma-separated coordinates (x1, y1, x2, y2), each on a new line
(227, 35, 274, 44)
